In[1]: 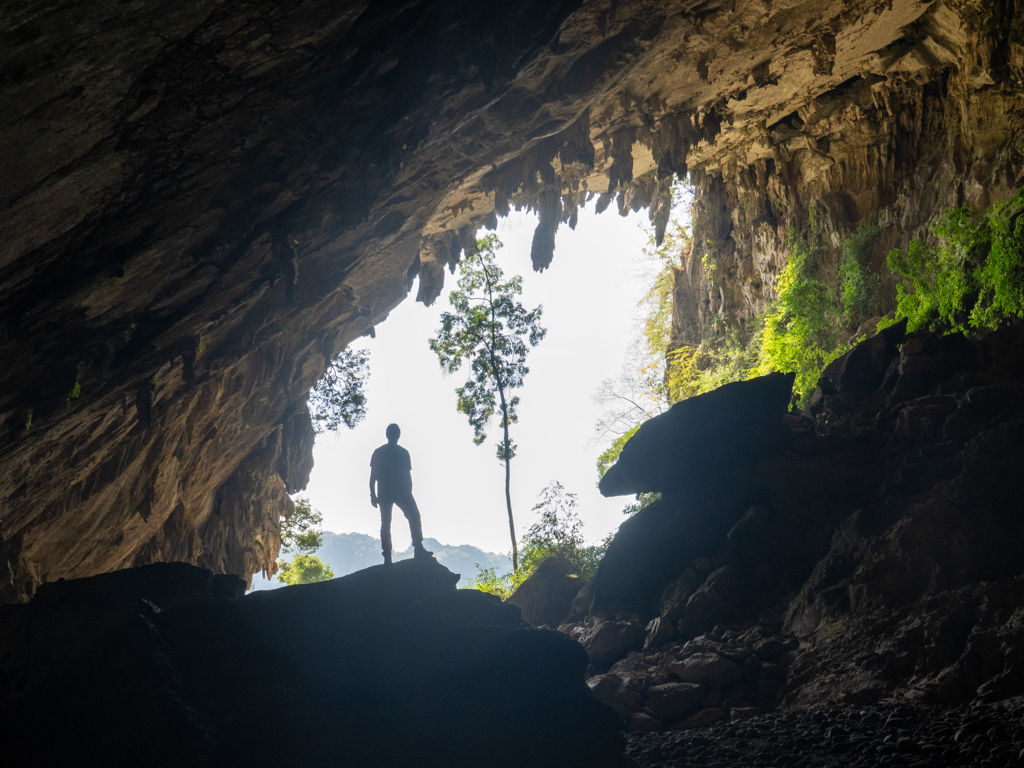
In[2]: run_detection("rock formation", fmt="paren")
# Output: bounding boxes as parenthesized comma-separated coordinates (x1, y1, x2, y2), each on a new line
(0, 557, 623, 767)
(567, 322, 1024, 731)
(1, 0, 1022, 607)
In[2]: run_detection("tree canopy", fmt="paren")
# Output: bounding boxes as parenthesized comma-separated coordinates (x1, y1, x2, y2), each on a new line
(308, 348, 369, 434)
(277, 496, 333, 585)
(277, 554, 335, 585)
(428, 234, 546, 570)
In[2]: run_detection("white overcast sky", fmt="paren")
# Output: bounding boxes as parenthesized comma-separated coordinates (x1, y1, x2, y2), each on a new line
(293, 201, 665, 564)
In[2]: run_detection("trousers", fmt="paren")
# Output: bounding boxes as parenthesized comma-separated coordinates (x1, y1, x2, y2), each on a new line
(379, 490, 423, 555)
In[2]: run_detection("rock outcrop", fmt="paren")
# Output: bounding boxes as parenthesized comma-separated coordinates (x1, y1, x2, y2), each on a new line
(569, 323, 1024, 728)
(0, 557, 623, 767)
(1, 0, 1022, 599)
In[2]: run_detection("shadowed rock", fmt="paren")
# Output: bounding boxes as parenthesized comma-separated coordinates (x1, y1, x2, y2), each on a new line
(506, 556, 585, 629)
(599, 372, 795, 498)
(0, 558, 623, 767)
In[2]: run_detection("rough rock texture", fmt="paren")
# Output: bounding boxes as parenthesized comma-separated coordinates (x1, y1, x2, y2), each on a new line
(566, 323, 1024, 730)
(505, 555, 586, 629)
(595, 372, 794, 617)
(0, 558, 623, 767)
(1, 0, 1022, 599)
(628, 701, 1024, 768)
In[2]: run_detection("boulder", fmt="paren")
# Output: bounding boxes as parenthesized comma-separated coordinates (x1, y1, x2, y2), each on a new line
(0, 558, 623, 767)
(669, 653, 743, 686)
(599, 372, 795, 497)
(815, 319, 906, 408)
(506, 556, 584, 628)
(644, 682, 704, 721)
(577, 618, 646, 671)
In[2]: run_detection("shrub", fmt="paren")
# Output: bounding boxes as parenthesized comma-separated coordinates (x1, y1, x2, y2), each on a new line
(887, 188, 1024, 332)
(755, 228, 847, 406)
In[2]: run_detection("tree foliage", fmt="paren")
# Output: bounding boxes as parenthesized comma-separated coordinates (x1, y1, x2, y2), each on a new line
(428, 234, 547, 570)
(276, 496, 332, 585)
(308, 348, 369, 434)
(277, 553, 335, 585)
(465, 482, 611, 599)
(887, 188, 1024, 332)
(281, 496, 324, 555)
(753, 226, 849, 406)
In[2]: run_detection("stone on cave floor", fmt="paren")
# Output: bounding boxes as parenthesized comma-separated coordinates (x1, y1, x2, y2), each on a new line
(0, 558, 623, 768)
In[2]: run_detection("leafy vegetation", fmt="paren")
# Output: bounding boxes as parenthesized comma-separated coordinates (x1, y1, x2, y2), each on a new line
(465, 482, 611, 599)
(887, 188, 1024, 332)
(752, 226, 850, 406)
(276, 496, 333, 585)
(281, 496, 324, 554)
(429, 234, 547, 571)
(308, 348, 369, 434)
(277, 554, 335, 585)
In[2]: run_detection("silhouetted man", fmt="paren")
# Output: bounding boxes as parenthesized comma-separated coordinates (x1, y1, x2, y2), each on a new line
(370, 423, 431, 564)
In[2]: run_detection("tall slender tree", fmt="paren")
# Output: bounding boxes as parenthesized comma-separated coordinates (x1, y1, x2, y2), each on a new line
(429, 235, 546, 570)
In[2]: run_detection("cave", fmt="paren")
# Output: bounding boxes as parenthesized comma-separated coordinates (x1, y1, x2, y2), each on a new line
(2, 0, 1024, 765)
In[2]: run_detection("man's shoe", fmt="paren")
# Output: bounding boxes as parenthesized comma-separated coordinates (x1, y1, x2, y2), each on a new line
(413, 543, 433, 558)
(383, 552, 393, 565)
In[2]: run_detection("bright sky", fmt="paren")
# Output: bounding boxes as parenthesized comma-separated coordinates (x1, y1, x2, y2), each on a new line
(299, 202, 659, 561)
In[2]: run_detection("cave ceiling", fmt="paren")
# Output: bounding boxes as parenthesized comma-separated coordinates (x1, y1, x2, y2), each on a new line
(0, 0, 1020, 601)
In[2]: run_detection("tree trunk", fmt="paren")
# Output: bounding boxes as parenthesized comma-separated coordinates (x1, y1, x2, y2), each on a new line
(502, 405, 517, 571)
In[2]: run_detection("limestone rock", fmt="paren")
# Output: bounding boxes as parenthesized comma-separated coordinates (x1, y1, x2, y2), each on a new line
(645, 682, 705, 722)
(2, 0, 1022, 601)
(0, 557, 624, 767)
(506, 556, 585, 629)
(599, 372, 795, 497)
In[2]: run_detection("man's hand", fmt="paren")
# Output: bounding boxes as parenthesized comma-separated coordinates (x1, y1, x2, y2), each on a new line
(370, 494, 378, 508)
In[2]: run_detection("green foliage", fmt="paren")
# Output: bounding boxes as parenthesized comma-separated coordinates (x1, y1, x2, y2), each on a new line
(665, 325, 762, 404)
(839, 225, 882, 327)
(518, 482, 608, 581)
(429, 235, 546, 447)
(465, 482, 611, 598)
(276, 497, 330, 585)
(308, 348, 369, 434)
(754, 228, 848, 407)
(281, 496, 324, 555)
(429, 234, 547, 570)
(973, 189, 1024, 325)
(277, 553, 335, 585)
(69, 382, 81, 399)
(24, 412, 32, 433)
(887, 189, 1024, 332)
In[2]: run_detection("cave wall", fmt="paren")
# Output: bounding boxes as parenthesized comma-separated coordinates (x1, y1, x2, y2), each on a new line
(678, 0, 1024, 340)
(1, 0, 1020, 601)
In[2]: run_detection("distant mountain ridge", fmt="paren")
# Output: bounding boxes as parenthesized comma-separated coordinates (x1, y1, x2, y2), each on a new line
(250, 532, 510, 590)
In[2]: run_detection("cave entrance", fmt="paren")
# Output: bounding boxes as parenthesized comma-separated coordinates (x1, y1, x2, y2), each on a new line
(257, 196, 690, 589)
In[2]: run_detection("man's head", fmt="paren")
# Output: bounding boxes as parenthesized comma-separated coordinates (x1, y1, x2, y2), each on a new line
(385, 423, 401, 444)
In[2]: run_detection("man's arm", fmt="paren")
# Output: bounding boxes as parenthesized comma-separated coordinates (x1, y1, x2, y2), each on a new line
(369, 468, 378, 507)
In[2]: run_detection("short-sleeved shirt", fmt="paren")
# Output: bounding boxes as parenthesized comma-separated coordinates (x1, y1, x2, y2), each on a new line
(370, 443, 413, 494)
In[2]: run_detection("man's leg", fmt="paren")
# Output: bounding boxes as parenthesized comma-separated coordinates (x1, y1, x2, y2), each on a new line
(394, 494, 429, 555)
(379, 501, 394, 564)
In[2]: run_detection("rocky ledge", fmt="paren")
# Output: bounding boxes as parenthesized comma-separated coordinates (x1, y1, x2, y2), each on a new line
(502, 322, 1024, 738)
(0, 557, 622, 767)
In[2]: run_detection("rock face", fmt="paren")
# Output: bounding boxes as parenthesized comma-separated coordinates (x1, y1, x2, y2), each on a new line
(2, 0, 1021, 600)
(568, 323, 1024, 728)
(0, 558, 623, 767)
(505, 555, 586, 628)
(594, 372, 794, 617)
